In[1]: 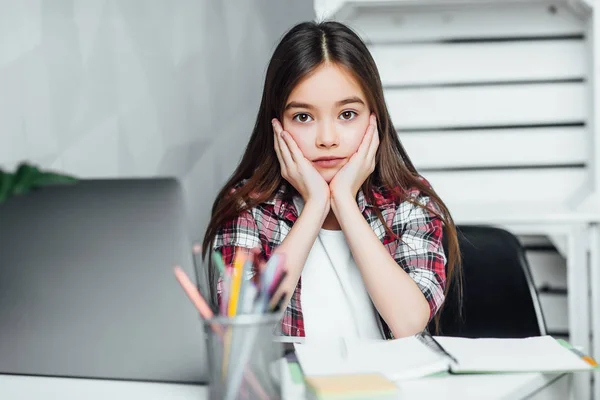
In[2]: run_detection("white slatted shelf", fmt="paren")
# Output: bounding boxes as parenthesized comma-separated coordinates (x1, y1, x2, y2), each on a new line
(401, 126, 587, 169)
(372, 40, 586, 86)
(387, 82, 586, 129)
(423, 167, 587, 206)
(346, 3, 585, 43)
(450, 203, 600, 226)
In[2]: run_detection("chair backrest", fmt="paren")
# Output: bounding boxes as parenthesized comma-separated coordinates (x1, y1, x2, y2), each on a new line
(431, 225, 546, 338)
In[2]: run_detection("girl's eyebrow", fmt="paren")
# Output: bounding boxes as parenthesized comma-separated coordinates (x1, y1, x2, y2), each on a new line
(335, 96, 365, 107)
(284, 96, 365, 110)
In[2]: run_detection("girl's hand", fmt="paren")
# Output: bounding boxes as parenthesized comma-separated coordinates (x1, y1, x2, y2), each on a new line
(272, 118, 330, 208)
(329, 114, 379, 201)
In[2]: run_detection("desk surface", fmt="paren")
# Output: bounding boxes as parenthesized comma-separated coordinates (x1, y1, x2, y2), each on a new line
(0, 371, 569, 400)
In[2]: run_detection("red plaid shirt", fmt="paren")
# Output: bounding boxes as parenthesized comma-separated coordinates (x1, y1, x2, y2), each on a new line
(213, 178, 446, 339)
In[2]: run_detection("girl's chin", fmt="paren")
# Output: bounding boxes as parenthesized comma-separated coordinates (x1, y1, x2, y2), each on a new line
(315, 164, 342, 183)
(320, 172, 337, 184)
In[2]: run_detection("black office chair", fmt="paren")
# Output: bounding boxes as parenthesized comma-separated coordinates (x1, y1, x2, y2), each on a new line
(429, 225, 547, 338)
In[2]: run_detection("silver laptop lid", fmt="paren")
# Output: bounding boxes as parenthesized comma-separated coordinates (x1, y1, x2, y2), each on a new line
(0, 178, 207, 383)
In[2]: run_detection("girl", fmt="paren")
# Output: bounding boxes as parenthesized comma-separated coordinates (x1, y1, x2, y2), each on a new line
(202, 21, 460, 340)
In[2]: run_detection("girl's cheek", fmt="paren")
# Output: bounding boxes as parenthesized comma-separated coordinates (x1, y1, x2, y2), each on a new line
(340, 126, 366, 151)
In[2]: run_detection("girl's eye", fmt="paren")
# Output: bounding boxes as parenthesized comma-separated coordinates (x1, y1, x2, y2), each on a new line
(293, 113, 313, 123)
(340, 111, 357, 121)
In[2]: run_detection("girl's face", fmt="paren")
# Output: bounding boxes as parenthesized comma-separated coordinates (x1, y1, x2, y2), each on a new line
(282, 63, 371, 183)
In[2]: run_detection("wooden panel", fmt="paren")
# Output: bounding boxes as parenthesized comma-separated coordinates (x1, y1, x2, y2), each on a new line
(347, 3, 584, 43)
(539, 293, 569, 333)
(386, 83, 585, 129)
(401, 127, 588, 169)
(372, 40, 586, 86)
(423, 167, 587, 206)
(526, 250, 567, 289)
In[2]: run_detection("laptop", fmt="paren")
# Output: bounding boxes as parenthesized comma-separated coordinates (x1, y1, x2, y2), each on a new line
(0, 178, 208, 383)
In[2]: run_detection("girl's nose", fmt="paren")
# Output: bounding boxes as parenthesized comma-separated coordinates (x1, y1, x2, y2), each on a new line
(316, 121, 339, 149)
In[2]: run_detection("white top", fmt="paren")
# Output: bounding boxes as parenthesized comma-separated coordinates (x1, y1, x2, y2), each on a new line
(300, 227, 383, 341)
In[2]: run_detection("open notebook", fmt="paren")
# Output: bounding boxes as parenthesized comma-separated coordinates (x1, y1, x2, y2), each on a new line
(293, 334, 598, 382)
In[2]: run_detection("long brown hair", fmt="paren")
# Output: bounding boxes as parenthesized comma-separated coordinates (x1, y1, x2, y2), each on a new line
(202, 21, 462, 330)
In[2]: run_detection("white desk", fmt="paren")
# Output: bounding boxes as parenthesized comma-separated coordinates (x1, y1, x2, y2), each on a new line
(0, 372, 571, 400)
(397, 373, 571, 400)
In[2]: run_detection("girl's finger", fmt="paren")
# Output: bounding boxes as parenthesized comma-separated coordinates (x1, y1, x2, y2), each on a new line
(277, 130, 295, 167)
(272, 119, 297, 165)
(272, 118, 292, 168)
(357, 118, 376, 158)
(272, 118, 283, 136)
(273, 130, 283, 161)
(280, 131, 305, 163)
(272, 122, 286, 169)
(366, 117, 379, 161)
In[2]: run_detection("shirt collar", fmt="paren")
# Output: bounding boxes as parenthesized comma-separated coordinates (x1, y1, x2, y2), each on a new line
(357, 185, 397, 213)
(265, 184, 299, 222)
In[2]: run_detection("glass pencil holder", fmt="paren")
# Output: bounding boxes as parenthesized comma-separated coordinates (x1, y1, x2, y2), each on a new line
(203, 312, 284, 400)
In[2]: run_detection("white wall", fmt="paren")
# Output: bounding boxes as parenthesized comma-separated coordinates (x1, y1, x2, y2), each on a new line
(0, 0, 315, 241)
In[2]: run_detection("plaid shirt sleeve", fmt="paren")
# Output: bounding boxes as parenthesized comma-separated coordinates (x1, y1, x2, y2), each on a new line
(212, 210, 262, 303)
(391, 193, 447, 321)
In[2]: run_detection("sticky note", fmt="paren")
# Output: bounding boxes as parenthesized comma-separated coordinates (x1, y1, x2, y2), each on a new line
(305, 373, 398, 399)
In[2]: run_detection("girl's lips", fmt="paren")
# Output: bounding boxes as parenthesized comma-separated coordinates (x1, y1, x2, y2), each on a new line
(313, 158, 344, 168)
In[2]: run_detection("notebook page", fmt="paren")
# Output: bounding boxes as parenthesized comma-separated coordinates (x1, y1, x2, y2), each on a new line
(434, 335, 592, 373)
(294, 336, 449, 381)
